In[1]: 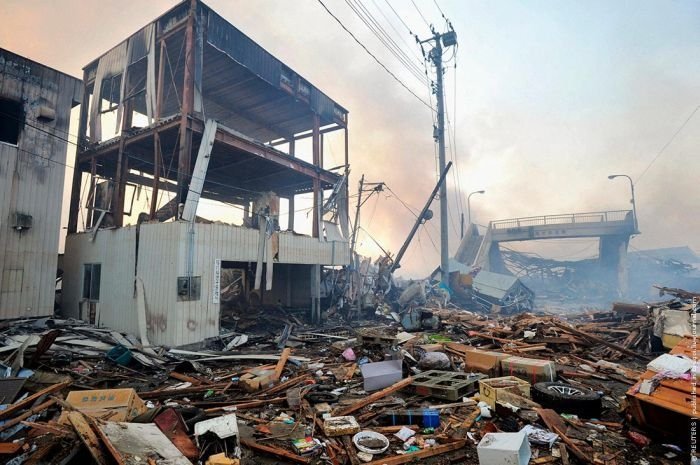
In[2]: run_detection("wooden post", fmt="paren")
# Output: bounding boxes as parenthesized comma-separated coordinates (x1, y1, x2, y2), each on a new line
(177, 0, 196, 213)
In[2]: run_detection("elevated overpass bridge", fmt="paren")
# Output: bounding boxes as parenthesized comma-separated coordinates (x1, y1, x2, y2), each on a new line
(455, 210, 637, 295)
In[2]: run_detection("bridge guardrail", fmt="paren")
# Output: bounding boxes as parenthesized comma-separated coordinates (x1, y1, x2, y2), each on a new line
(491, 210, 633, 230)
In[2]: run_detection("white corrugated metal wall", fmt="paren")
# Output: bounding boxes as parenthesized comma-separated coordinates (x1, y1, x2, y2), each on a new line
(64, 221, 349, 346)
(62, 228, 139, 335)
(0, 51, 81, 318)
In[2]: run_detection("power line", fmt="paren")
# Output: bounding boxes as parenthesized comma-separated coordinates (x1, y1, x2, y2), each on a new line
(317, 0, 434, 111)
(344, 0, 428, 85)
(432, 0, 446, 19)
(369, 0, 424, 63)
(636, 102, 699, 183)
(410, 0, 431, 27)
(382, 0, 416, 36)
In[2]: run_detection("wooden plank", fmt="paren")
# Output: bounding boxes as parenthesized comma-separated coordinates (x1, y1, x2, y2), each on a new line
(258, 374, 311, 396)
(0, 381, 69, 421)
(241, 439, 310, 464)
(273, 348, 292, 381)
(0, 399, 56, 432)
(68, 412, 110, 465)
(204, 397, 286, 413)
(364, 440, 467, 465)
(536, 408, 592, 465)
(333, 377, 413, 417)
(341, 435, 361, 465)
(0, 442, 22, 454)
(551, 321, 650, 361)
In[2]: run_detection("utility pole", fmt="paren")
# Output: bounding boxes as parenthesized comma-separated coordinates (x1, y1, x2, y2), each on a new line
(350, 174, 365, 258)
(420, 27, 457, 285)
(391, 162, 452, 273)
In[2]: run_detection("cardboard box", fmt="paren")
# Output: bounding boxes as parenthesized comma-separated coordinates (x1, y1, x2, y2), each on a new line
(360, 359, 403, 391)
(479, 376, 532, 410)
(500, 357, 556, 384)
(65, 388, 147, 421)
(239, 369, 276, 392)
(463, 348, 512, 377)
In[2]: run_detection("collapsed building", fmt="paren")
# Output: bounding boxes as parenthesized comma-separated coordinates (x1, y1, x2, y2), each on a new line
(0, 48, 82, 318)
(61, 0, 350, 346)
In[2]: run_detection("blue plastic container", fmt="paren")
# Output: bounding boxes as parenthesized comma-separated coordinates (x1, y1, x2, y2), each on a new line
(106, 344, 133, 366)
(380, 408, 440, 428)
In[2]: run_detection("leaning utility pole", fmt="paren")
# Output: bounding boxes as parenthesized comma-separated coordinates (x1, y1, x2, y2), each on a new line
(420, 27, 457, 285)
(391, 161, 452, 273)
(350, 174, 365, 258)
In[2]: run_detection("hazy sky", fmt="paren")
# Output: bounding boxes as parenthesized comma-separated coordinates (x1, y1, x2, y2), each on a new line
(2, 0, 698, 277)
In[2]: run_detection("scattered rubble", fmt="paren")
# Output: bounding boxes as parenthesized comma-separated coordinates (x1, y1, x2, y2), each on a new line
(0, 287, 697, 464)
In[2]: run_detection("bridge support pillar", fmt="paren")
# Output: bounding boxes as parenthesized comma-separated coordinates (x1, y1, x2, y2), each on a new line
(599, 235, 629, 297)
(488, 244, 509, 274)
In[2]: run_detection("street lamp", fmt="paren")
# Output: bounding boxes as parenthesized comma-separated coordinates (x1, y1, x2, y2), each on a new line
(467, 190, 486, 227)
(608, 174, 638, 233)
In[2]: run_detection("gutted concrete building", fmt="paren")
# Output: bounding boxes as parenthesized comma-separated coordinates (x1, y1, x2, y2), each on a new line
(62, 0, 350, 346)
(0, 48, 81, 318)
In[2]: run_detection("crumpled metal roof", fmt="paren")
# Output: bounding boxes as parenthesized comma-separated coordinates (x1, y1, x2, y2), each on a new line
(472, 270, 522, 300)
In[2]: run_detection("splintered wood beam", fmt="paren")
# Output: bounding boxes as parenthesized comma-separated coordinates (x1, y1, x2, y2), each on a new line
(241, 439, 310, 464)
(551, 321, 650, 360)
(67, 412, 110, 465)
(0, 399, 56, 433)
(0, 382, 69, 421)
(364, 439, 468, 465)
(333, 377, 413, 417)
(273, 348, 292, 381)
(536, 408, 592, 465)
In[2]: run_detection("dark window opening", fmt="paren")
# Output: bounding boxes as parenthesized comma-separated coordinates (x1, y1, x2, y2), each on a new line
(100, 74, 122, 113)
(0, 98, 24, 145)
(82, 264, 101, 301)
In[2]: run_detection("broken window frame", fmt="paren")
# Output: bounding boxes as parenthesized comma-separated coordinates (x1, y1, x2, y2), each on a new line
(99, 74, 122, 114)
(82, 264, 102, 302)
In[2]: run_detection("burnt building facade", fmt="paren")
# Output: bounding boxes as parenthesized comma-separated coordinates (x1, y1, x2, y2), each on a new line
(62, 0, 350, 346)
(0, 48, 81, 318)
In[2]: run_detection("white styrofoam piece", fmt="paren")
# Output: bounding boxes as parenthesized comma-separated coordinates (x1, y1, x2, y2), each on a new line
(477, 431, 531, 465)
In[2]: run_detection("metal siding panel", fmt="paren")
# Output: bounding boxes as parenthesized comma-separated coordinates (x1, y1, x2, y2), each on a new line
(63, 229, 138, 334)
(206, 11, 281, 88)
(0, 58, 78, 319)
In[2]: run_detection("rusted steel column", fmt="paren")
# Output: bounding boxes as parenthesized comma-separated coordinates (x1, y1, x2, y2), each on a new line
(68, 69, 91, 233)
(151, 38, 167, 219)
(113, 99, 132, 227)
(312, 114, 321, 238)
(177, 0, 197, 213)
(86, 157, 97, 227)
(288, 138, 295, 231)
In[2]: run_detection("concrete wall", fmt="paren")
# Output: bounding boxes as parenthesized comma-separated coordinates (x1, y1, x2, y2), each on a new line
(0, 49, 81, 318)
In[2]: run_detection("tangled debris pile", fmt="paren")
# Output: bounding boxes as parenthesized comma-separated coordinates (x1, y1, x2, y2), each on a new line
(0, 291, 696, 465)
